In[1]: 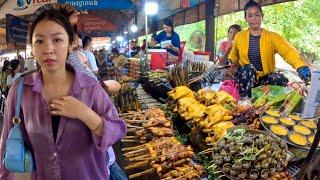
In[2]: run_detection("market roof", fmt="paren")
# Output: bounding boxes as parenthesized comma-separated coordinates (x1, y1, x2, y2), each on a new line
(0, 0, 296, 37)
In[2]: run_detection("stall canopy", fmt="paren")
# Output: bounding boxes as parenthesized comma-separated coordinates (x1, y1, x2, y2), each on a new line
(0, 0, 296, 37)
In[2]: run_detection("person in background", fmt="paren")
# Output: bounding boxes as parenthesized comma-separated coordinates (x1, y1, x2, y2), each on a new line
(127, 40, 140, 58)
(225, 1, 311, 97)
(152, 18, 181, 65)
(217, 24, 241, 63)
(0, 8, 126, 179)
(0, 60, 11, 96)
(109, 48, 126, 68)
(82, 36, 99, 75)
(18, 55, 25, 72)
(67, 33, 97, 80)
(141, 39, 146, 51)
(6, 59, 22, 87)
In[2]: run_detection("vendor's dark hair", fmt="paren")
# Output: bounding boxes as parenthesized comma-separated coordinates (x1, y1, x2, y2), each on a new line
(82, 36, 92, 48)
(163, 18, 174, 31)
(228, 24, 242, 33)
(244, 0, 263, 17)
(28, 8, 74, 45)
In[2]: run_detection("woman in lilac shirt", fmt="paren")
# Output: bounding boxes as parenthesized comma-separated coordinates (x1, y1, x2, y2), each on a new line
(0, 8, 126, 180)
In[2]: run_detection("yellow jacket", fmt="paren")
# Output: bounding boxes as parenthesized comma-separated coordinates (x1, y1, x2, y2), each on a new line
(228, 28, 305, 77)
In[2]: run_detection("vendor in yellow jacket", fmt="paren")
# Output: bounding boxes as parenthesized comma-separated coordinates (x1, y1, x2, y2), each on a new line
(226, 0, 311, 97)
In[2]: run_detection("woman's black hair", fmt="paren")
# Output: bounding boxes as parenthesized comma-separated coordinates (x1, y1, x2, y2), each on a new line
(82, 36, 92, 48)
(28, 8, 74, 45)
(10, 59, 20, 73)
(244, 0, 263, 17)
(228, 24, 242, 33)
(163, 18, 174, 31)
(2, 60, 10, 71)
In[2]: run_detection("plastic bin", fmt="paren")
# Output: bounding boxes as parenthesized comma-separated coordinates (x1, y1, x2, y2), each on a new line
(149, 49, 168, 70)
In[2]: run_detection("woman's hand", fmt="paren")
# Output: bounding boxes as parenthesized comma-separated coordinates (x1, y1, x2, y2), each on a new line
(166, 44, 174, 49)
(50, 96, 103, 135)
(50, 96, 89, 119)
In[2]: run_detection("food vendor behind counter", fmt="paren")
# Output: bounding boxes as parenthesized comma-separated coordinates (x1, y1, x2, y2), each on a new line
(221, 0, 311, 97)
(152, 18, 181, 65)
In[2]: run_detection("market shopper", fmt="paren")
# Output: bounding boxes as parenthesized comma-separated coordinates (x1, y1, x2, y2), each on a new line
(83, 36, 99, 75)
(6, 59, 22, 87)
(226, 1, 311, 97)
(152, 18, 181, 65)
(109, 47, 127, 68)
(0, 60, 11, 96)
(217, 24, 241, 63)
(67, 32, 98, 80)
(0, 8, 126, 180)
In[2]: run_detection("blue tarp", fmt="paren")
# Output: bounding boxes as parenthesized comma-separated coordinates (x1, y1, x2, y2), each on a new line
(58, 0, 134, 10)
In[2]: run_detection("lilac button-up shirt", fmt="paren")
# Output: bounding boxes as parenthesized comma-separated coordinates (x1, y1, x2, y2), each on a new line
(0, 70, 127, 180)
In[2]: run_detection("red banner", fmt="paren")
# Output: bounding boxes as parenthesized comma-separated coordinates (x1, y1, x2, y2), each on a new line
(77, 14, 118, 33)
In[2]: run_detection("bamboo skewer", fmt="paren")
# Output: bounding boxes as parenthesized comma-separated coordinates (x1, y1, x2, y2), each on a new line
(125, 151, 147, 158)
(129, 168, 156, 179)
(122, 144, 146, 152)
(127, 125, 144, 129)
(123, 148, 147, 156)
(124, 160, 149, 171)
(198, 148, 213, 155)
(125, 135, 138, 139)
(127, 154, 149, 162)
(128, 159, 189, 179)
(125, 120, 148, 123)
(127, 128, 139, 133)
(121, 139, 140, 143)
(189, 76, 203, 84)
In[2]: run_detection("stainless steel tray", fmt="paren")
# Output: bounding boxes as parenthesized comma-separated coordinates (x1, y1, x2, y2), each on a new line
(260, 115, 318, 150)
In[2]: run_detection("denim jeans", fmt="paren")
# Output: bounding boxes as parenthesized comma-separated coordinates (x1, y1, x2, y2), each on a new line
(110, 162, 128, 180)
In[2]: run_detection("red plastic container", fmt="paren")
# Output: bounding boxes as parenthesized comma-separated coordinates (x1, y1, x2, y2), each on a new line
(149, 49, 168, 70)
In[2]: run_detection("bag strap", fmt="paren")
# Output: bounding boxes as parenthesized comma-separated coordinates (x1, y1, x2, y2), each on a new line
(13, 77, 24, 122)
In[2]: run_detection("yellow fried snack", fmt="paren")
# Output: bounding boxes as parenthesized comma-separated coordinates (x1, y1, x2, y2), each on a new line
(168, 86, 195, 100)
(211, 121, 234, 141)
